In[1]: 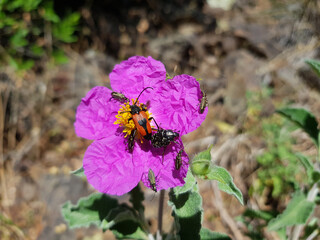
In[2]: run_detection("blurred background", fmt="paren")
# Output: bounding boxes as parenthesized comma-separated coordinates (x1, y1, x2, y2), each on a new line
(0, 0, 320, 239)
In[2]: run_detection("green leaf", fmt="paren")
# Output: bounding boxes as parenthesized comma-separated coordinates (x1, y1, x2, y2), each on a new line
(112, 225, 148, 240)
(52, 12, 80, 43)
(7, 0, 41, 11)
(200, 228, 231, 240)
(52, 49, 69, 64)
(295, 153, 314, 182)
(30, 45, 44, 57)
(166, 72, 172, 80)
(70, 166, 85, 178)
(306, 59, 320, 78)
(61, 193, 119, 228)
(193, 145, 213, 162)
(8, 57, 19, 69)
(203, 166, 243, 205)
(10, 29, 29, 48)
(168, 171, 203, 240)
(271, 176, 283, 197)
(18, 59, 34, 71)
(174, 170, 197, 195)
(312, 171, 320, 183)
(101, 206, 148, 240)
(242, 208, 276, 221)
(42, 1, 60, 23)
(276, 108, 319, 146)
(268, 191, 315, 231)
(129, 184, 144, 214)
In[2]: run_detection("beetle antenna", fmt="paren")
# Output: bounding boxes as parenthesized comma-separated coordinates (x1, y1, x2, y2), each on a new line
(134, 87, 153, 104)
(151, 117, 160, 130)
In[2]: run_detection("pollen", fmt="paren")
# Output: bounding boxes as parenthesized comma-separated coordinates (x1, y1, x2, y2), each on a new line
(114, 99, 153, 141)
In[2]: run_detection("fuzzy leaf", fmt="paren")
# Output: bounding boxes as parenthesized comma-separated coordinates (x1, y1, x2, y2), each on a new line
(101, 206, 148, 239)
(295, 153, 314, 182)
(174, 170, 197, 195)
(276, 108, 319, 146)
(129, 184, 145, 214)
(306, 59, 320, 78)
(204, 166, 243, 205)
(200, 228, 231, 240)
(61, 193, 118, 228)
(268, 191, 315, 231)
(193, 145, 213, 162)
(168, 171, 203, 240)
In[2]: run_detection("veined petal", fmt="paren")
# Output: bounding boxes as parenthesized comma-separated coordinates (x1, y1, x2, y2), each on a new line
(83, 136, 145, 195)
(150, 75, 208, 135)
(109, 56, 166, 102)
(74, 86, 119, 140)
(133, 139, 188, 191)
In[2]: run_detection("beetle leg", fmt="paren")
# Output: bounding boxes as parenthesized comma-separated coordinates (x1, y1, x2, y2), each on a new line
(161, 146, 167, 164)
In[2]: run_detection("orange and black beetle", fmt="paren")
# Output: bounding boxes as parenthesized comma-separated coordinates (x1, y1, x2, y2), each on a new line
(118, 87, 154, 140)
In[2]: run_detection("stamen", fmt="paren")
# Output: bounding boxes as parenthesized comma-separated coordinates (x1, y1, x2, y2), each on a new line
(114, 98, 153, 141)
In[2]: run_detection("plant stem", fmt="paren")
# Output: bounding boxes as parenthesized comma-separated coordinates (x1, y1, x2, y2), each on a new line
(157, 189, 165, 239)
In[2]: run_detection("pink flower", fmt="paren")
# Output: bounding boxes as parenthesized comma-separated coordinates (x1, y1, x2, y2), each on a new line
(74, 56, 208, 195)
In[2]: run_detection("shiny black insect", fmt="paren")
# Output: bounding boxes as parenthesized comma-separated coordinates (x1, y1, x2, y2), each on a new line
(150, 119, 179, 149)
(151, 129, 179, 149)
(111, 91, 129, 103)
(199, 90, 208, 114)
(148, 169, 157, 192)
(175, 148, 183, 170)
(151, 127, 180, 163)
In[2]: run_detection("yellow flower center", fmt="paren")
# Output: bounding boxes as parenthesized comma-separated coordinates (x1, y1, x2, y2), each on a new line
(114, 99, 153, 141)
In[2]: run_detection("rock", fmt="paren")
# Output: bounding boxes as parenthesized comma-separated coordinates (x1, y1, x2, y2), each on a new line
(223, 50, 266, 120)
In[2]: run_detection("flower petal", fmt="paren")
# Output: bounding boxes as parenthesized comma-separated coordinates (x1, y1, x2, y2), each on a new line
(134, 139, 188, 191)
(109, 56, 166, 102)
(83, 136, 145, 195)
(74, 86, 120, 140)
(150, 75, 208, 135)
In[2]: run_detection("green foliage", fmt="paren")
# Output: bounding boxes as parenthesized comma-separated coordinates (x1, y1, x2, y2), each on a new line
(200, 228, 231, 240)
(251, 104, 319, 238)
(129, 184, 145, 216)
(0, 0, 81, 70)
(62, 191, 149, 239)
(52, 12, 80, 43)
(168, 171, 203, 240)
(253, 117, 307, 198)
(276, 108, 319, 146)
(205, 166, 243, 205)
(191, 146, 244, 205)
(242, 209, 276, 222)
(100, 206, 148, 239)
(70, 166, 85, 178)
(305, 59, 320, 78)
(61, 193, 119, 228)
(237, 209, 278, 240)
(64, 167, 235, 239)
(268, 191, 315, 231)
